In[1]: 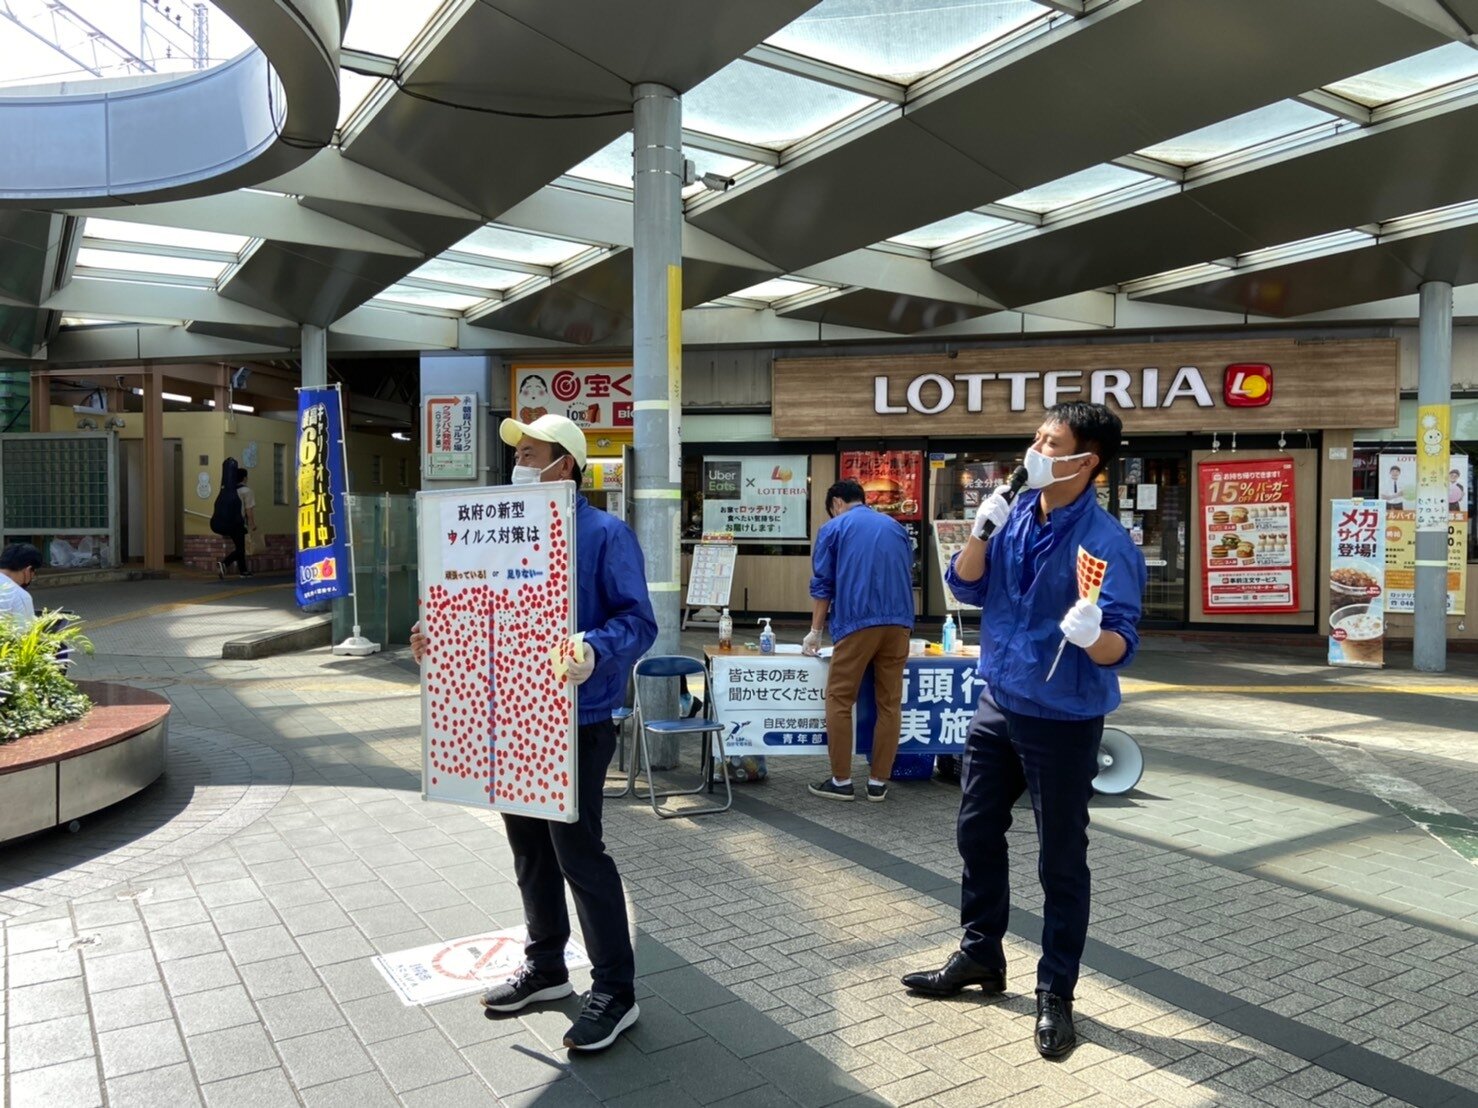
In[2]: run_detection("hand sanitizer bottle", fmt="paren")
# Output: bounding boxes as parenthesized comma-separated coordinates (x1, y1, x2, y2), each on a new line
(718, 608, 733, 651)
(941, 614, 956, 654)
(758, 618, 775, 654)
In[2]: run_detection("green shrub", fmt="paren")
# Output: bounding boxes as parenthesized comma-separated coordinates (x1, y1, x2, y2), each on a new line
(0, 611, 94, 743)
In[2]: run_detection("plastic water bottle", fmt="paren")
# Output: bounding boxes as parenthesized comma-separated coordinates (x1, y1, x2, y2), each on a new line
(941, 615, 956, 654)
(758, 618, 775, 654)
(718, 607, 733, 651)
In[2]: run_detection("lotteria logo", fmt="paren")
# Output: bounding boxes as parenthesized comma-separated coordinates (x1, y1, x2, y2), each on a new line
(1224, 363, 1273, 407)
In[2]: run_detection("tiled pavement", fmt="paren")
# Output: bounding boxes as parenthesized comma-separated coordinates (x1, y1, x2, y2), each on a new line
(3, 580, 1478, 1106)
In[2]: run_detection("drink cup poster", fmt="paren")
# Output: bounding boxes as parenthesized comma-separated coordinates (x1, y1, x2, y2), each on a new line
(1328, 499, 1386, 668)
(417, 483, 578, 822)
(1199, 458, 1299, 614)
(296, 387, 351, 605)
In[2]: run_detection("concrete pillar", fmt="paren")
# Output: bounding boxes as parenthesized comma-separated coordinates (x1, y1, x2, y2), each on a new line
(143, 368, 166, 571)
(633, 84, 684, 762)
(28, 374, 50, 432)
(419, 354, 495, 489)
(1413, 281, 1451, 672)
(301, 324, 327, 388)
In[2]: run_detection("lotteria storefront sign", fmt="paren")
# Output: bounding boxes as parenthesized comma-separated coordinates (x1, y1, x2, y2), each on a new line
(773, 339, 1396, 438)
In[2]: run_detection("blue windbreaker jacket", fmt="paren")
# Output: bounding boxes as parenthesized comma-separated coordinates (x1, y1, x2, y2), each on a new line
(574, 496, 658, 725)
(810, 506, 915, 642)
(946, 486, 1144, 721)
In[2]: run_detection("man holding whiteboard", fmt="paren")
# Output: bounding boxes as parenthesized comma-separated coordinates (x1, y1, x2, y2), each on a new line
(413, 413, 657, 1052)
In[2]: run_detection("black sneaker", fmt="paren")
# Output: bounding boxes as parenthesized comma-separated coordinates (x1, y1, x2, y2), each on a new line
(563, 991, 639, 1052)
(480, 963, 573, 1012)
(808, 778, 855, 801)
(866, 782, 888, 803)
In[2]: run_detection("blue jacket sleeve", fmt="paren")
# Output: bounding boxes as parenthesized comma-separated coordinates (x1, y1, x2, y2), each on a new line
(945, 549, 989, 608)
(809, 523, 836, 601)
(1096, 540, 1145, 672)
(583, 525, 658, 683)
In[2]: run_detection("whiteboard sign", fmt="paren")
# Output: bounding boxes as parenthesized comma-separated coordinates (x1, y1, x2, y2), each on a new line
(708, 654, 830, 755)
(417, 482, 578, 822)
(931, 520, 978, 612)
(686, 543, 737, 608)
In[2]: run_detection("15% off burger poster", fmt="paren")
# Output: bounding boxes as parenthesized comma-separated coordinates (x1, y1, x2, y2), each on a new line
(1199, 458, 1299, 615)
(840, 451, 925, 582)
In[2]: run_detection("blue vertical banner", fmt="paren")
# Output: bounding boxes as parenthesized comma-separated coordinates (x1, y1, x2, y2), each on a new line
(295, 387, 352, 605)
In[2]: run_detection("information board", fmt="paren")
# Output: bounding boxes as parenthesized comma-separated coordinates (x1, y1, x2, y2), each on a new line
(700, 455, 810, 540)
(417, 482, 578, 822)
(686, 543, 737, 608)
(708, 652, 829, 754)
(423, 394, 478, 480)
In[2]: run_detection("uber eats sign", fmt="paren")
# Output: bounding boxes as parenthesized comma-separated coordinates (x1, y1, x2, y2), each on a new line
(772, 339, 1395, 437)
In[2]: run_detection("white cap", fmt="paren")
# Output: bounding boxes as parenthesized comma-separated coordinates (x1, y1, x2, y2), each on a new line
(499, 412, 587, 468)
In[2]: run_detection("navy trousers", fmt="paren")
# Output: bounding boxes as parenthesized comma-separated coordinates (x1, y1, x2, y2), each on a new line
(501, 719, 635, 1003)
(957, 690, 1103, 998)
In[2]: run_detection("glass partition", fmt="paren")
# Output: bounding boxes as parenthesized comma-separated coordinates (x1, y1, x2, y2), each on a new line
(332, 493, 418, 646)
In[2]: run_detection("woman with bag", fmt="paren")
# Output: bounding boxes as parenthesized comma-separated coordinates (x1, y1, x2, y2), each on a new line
(210, 459, 256, 579)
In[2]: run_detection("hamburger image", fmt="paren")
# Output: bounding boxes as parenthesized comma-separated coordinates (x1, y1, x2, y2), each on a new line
(1231, 507, 1249, 523)
(1211, 510, 1230, 525)
(862, 476, 906, 514)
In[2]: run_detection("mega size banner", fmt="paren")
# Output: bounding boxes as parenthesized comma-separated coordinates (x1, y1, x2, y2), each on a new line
(295, 387, 351, 605)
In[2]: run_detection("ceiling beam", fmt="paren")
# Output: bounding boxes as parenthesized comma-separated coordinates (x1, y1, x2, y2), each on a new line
(681, 129, 781, 167)
(261, 148, 483, 221)
(744, 42, 906, 104)
(43, 278, 295, 327)
(1295, 89, 1373, 125)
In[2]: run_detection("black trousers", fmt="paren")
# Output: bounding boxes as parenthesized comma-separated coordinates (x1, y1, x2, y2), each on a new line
(501, 719, 634, 1002)
(957, 690, 1103, 999)
(221, 527, 248, 573)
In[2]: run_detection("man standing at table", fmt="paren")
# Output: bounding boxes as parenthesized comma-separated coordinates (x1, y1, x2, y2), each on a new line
(901, 402, 1144, 1060)
(803, 479, 914, 803)
(412, 413, 656, 1053)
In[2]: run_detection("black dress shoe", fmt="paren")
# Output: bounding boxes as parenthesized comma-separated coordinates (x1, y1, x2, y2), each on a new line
(1035, 991, 1076, 1058)
(900, 951, 1006, 997)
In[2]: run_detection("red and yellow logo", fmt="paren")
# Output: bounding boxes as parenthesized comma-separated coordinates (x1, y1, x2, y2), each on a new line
(1224, 364, 1273, 407)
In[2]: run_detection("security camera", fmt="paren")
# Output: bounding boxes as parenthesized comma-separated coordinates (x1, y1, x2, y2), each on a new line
(700, 172, 735, 192)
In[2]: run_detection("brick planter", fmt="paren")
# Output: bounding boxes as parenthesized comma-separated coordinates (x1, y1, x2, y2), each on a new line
(184, 532, 295, 574)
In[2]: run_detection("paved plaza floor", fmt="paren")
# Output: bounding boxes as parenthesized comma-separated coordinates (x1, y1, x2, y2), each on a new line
(2, 576, 1477, 1107)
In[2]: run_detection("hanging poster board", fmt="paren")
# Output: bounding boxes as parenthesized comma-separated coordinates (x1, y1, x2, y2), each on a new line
(700, 455, 810, 540)
(423, 394, 479, 480)
(511, 364, 633, 433)
(1198, 458, 1299, 614)
(931, 520, 978, 612)
(417, 482, 578, 822)
(1328, 499, 1386, 668)
(1377, 452, 1468, 615)
(686, 543, 737, 608)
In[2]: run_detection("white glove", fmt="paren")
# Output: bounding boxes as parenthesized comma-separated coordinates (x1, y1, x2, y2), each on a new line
(972, 485, 1013, 539)
(409, 620, 426, 664)
(1060, 598, 1103, 649)
(802, 629, 822, 657)
(566, 637, 596, 685)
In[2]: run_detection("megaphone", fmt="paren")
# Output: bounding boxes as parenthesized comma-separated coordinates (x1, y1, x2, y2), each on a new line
(1092, 727, 1143, 795)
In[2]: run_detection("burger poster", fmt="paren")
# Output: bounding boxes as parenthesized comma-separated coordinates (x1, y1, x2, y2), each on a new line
(701, 455, 810, 540)
(1199, 458, 1299, 614)
(840, 451, 924, 521)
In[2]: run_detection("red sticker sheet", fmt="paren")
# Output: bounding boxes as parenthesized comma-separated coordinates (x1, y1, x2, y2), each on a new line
(418, 483, 578, 822)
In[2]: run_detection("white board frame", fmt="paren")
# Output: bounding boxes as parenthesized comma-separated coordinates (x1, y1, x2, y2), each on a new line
(417, 482, 578, 822)
(686, 542, 737, 608)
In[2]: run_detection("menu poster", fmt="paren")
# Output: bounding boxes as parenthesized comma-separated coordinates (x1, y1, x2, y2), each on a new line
(1377, 452, 1468, 615)
(417, 483, 578, 823)
(1199, 458, 1300, 614)
(686, 542, 737, 608)
(701, 455, 810, 540)
(840, 450, 924, 521)
(931, 519, 978, 612)
(1328, 499, 1386, 668)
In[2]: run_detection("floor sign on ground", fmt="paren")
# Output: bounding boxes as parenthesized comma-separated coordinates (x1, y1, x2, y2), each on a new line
(373, 927, 591, 1006)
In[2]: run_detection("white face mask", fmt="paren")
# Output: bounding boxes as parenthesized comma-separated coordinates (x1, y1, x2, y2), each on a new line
(510, 459, 561, 485)
(1023, 446, 1091, 490)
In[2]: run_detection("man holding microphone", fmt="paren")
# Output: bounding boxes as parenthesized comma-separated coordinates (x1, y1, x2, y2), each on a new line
(901, 402, 1144, 1060)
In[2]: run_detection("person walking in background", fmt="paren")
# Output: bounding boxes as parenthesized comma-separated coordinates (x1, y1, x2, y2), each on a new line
(0, 543, 42, 629)
(210, 458, 255, 579)
(901, 402, 1144, 1061)
(804, 479, 914, 803)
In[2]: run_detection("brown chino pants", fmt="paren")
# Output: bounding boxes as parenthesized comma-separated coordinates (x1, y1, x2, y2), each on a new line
(826, 625, 911, 782)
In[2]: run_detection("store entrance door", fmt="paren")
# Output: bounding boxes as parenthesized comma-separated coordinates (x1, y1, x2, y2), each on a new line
(1109, 453, 1189, 625)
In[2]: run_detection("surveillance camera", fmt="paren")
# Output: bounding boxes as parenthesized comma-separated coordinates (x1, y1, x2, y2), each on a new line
(700, 172, 736, 192)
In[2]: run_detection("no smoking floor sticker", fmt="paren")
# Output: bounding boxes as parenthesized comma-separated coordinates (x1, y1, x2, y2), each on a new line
(373, 927, 591, 1006)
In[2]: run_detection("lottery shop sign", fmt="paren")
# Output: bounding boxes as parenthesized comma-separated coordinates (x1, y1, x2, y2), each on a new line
(512, 364, 633, 433)
(416, 482, 578, 823)
(1199, 458, 1300, 614)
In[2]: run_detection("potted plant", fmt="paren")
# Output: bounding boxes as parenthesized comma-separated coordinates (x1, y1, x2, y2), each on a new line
(0, 611, 94, 743)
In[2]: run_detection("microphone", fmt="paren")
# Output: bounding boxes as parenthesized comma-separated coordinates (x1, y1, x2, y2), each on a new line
(976, 465, 1029, 542)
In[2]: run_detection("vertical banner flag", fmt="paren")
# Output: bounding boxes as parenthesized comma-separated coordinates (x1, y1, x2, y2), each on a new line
(1415, 405, 1451, 533)
(423, 394, 479, 479)
(1328, 499, 1386, 668)
(296, 387, 351, 605)
(417, 482, 578, 823)
(1199, 458, 1299, 614)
